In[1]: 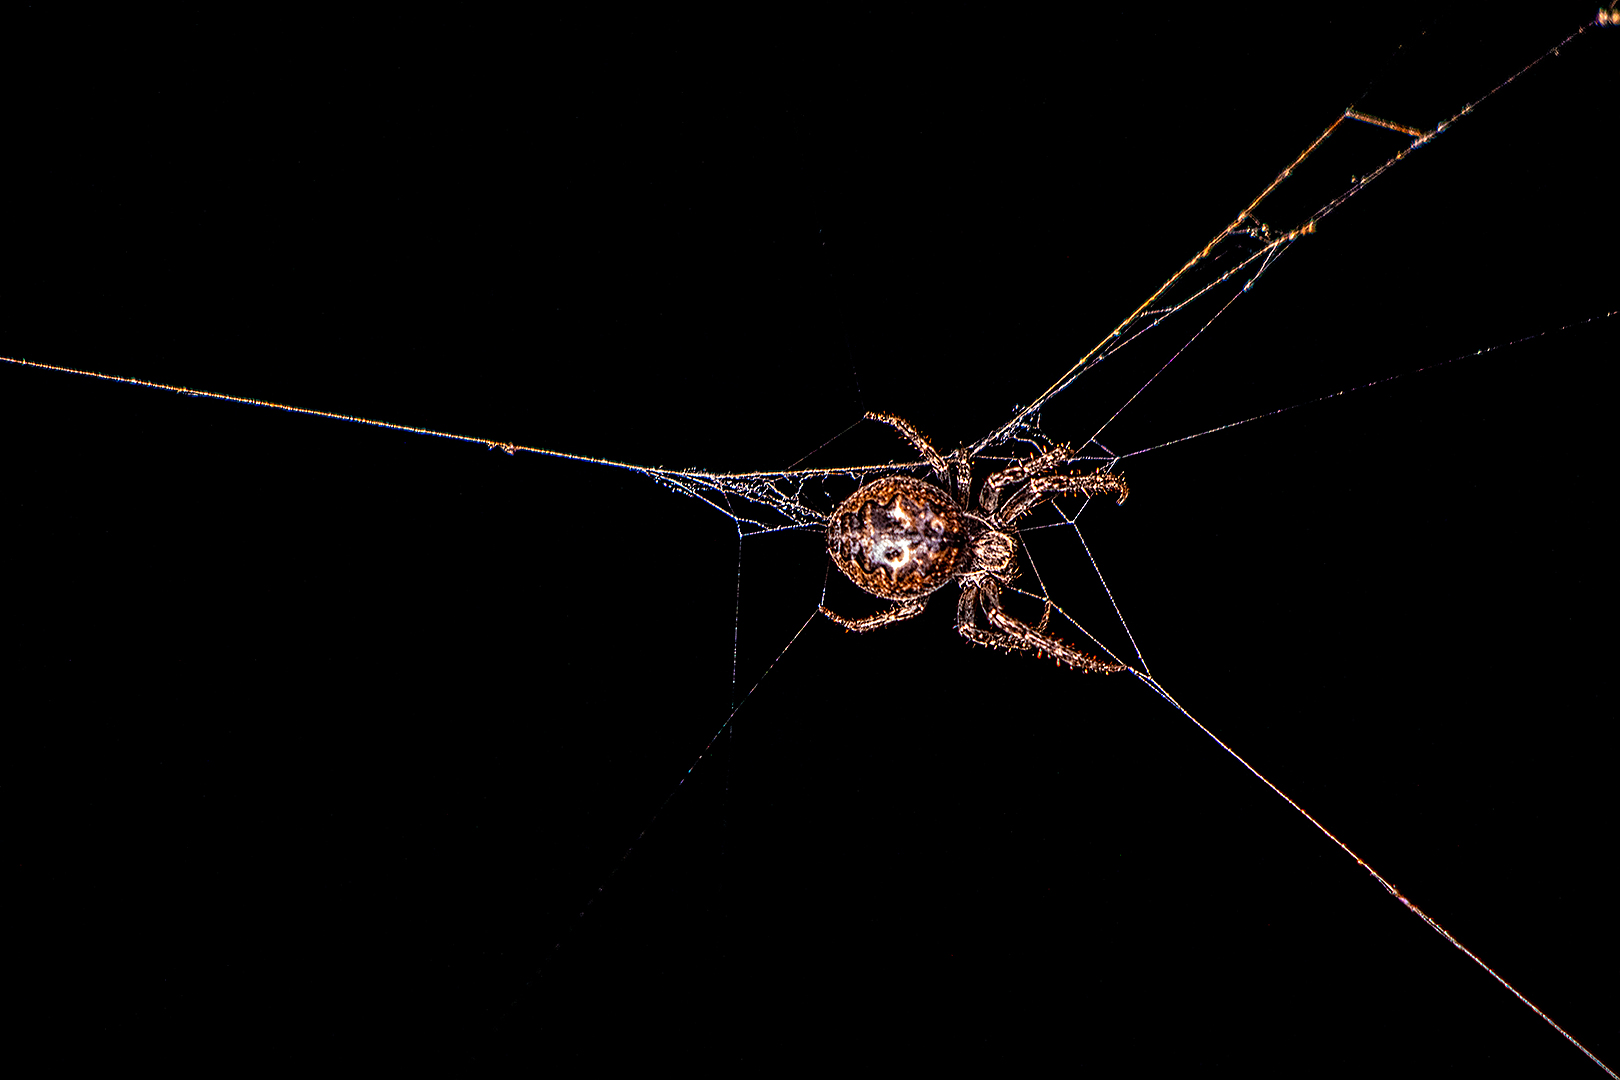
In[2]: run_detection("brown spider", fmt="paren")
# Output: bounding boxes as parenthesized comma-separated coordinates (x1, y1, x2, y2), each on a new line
(820, 412, 1130, 672)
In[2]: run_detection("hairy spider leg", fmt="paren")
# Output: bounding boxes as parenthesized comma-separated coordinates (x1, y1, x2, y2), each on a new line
(819, 596, 931, 633)
(958, 579, 1127, 673)
(999, 472, 1130, 524)
(862, 410, 961, 498)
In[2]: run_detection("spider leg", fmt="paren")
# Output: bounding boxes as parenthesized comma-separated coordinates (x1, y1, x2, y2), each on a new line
(997, 470, 1128, 525)
(820, 595, 931, 632)
(979, 443, 1075, 514)
(945, 448, 973, 507)
(957, 580, 1126, 673)
(863, 412, 955, 491)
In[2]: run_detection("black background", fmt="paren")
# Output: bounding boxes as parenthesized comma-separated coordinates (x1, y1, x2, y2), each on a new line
(4, 6, 1615, 1074)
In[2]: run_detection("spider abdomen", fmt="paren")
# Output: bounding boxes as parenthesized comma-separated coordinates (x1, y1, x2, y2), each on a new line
(826, 476, 967, 600)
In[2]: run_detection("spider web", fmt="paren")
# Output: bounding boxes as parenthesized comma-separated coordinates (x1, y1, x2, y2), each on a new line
(3, 6, 1615, 1076)
(497, 14, 1617, 1075)
(485, 5, 1607, 687)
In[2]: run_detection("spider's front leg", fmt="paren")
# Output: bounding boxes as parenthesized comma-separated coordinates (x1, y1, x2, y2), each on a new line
(820, 596, 931, 632)
(957, 580, 1126, 673)
(979, 444, 1127, 517)
(998, 470, 1128, 525)
(979, 443, 1077, 514)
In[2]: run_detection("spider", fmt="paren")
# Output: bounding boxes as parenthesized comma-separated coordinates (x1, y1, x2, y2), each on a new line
(820, 412, 1130, 672)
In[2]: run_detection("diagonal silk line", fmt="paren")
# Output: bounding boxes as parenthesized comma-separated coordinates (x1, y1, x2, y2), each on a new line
(1133, 671, 1616, 1079)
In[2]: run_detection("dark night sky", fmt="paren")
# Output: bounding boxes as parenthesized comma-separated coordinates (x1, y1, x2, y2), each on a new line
(4, 6, 1615, 1073)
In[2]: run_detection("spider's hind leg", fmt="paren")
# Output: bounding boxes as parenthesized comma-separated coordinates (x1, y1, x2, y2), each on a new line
(820, 595, 931, 632)
(864, 412, 957, 493)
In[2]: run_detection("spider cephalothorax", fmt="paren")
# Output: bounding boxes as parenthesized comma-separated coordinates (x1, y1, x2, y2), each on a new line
(821, 412, 1128, 672)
